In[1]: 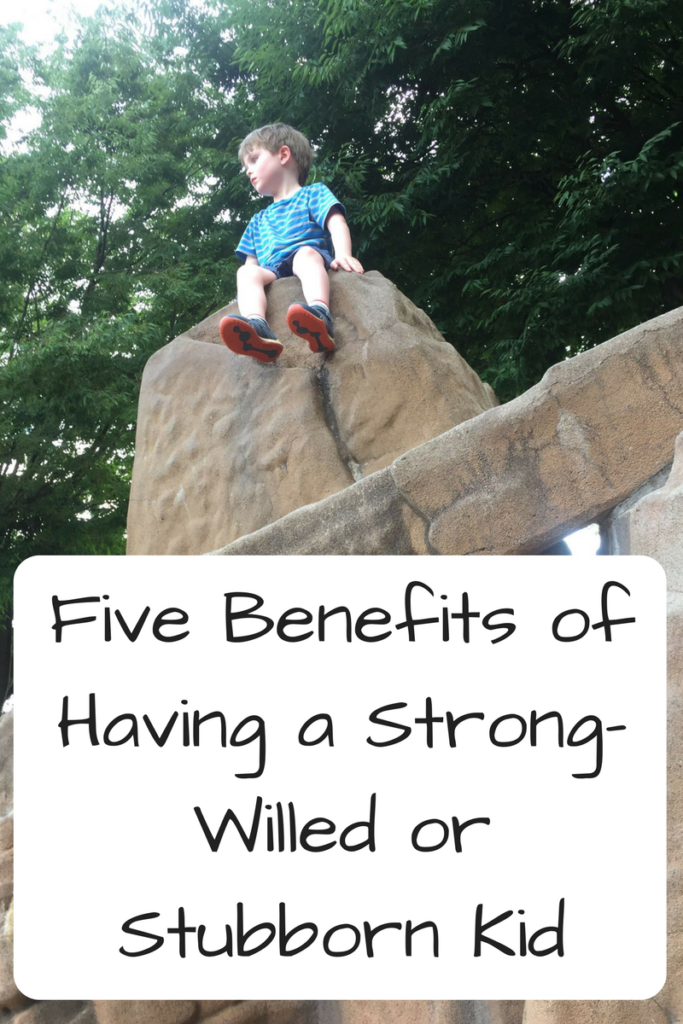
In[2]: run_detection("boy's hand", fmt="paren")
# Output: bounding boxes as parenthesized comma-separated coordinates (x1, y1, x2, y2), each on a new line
(330, 255, 364, 273)
(326, 212, 364, 272)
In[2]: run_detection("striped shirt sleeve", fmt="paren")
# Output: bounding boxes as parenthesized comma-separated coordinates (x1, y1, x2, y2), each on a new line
(307, 183, 346, 229)
(236, 218, 258, 262)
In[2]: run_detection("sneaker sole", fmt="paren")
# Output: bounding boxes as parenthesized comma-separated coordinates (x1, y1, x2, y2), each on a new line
(219, 317, 283, 362)
(286, 304, 335, 353)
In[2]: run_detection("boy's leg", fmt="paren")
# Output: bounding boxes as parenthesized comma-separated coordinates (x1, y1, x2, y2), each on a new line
(236, 263, 278, 319)
(220, 264, 282, 362)
(287, 247, 335, 353)
(291, 246, 330, 308)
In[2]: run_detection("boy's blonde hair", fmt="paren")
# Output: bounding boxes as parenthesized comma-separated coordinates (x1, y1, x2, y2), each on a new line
(238, 124, 313, 186)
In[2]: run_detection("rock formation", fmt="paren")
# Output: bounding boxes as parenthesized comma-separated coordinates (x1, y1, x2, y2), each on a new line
(126, 271, 497, 555)
(214, 305, 683, 557)
(5, 288, 683, 1024)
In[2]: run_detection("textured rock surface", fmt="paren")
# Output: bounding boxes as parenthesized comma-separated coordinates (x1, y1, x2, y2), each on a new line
(524, 431, 683, 1024)
(603, 430, 683, 586)
(93, 1002, 196, 1024)
(127, 271, 497, 555)
(0, 711, 27, 1016)
(216, 304, 683, 557)
(336, 1003, 523, 1023)
(14, 1004, 97, 1024)
(11, 308, 683, 1024)
(198, 1002, 319, 1023)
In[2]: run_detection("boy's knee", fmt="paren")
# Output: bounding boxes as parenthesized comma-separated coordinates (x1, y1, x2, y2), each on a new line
(293, 246, 323, 265)
(236, 263, 256, 282)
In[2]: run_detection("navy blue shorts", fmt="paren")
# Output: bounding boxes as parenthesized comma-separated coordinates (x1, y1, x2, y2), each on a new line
(265, 247, 335, 279)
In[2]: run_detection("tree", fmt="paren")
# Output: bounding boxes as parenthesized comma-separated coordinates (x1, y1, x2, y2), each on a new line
(2, 0, 682, 702)
(184, 0, 683, 396)
(0, 8, 249, 702)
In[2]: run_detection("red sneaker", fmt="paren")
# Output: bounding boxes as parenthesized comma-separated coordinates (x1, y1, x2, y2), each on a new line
(219, 316, 283, 362)
(286, 303, 335, 353)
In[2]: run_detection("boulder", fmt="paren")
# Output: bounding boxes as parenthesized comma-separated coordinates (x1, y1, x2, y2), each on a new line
(215, 305, 683, 556)
(605, 429, 683, 589)
(545, 430, 683, 1024)
(126, 271, 497, 555)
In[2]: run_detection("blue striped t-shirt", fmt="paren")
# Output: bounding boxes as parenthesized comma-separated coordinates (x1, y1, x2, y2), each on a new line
(235, 183, 345, 271)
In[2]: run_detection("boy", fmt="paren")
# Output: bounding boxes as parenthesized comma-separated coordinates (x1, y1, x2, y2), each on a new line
(220, 123, 364, 362)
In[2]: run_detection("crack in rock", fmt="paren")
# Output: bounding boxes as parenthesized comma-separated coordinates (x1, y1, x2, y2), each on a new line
(315, 364, 362, 483)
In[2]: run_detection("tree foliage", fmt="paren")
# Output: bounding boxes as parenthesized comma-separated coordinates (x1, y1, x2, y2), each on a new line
(1, 0, 683, 699)
(0, 9, 246, 698)
(198, 0, 683, 394)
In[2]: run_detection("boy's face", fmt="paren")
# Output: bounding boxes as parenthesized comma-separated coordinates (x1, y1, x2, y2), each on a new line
(243, 145, 292, 196)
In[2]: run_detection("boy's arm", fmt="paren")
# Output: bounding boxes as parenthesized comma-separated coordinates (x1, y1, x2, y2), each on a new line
(326, 211, 364, 274)
(245, 255, 260, 265)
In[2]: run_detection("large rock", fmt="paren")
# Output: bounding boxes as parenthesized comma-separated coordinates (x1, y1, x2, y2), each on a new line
(126, 271, 497, 555)
(216, 305, 683, 556)
(530, 430, 683, 1024)
(604, 430, 683, 588)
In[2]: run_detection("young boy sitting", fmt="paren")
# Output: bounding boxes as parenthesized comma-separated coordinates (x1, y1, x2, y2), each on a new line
(219, 123, 364, 362)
